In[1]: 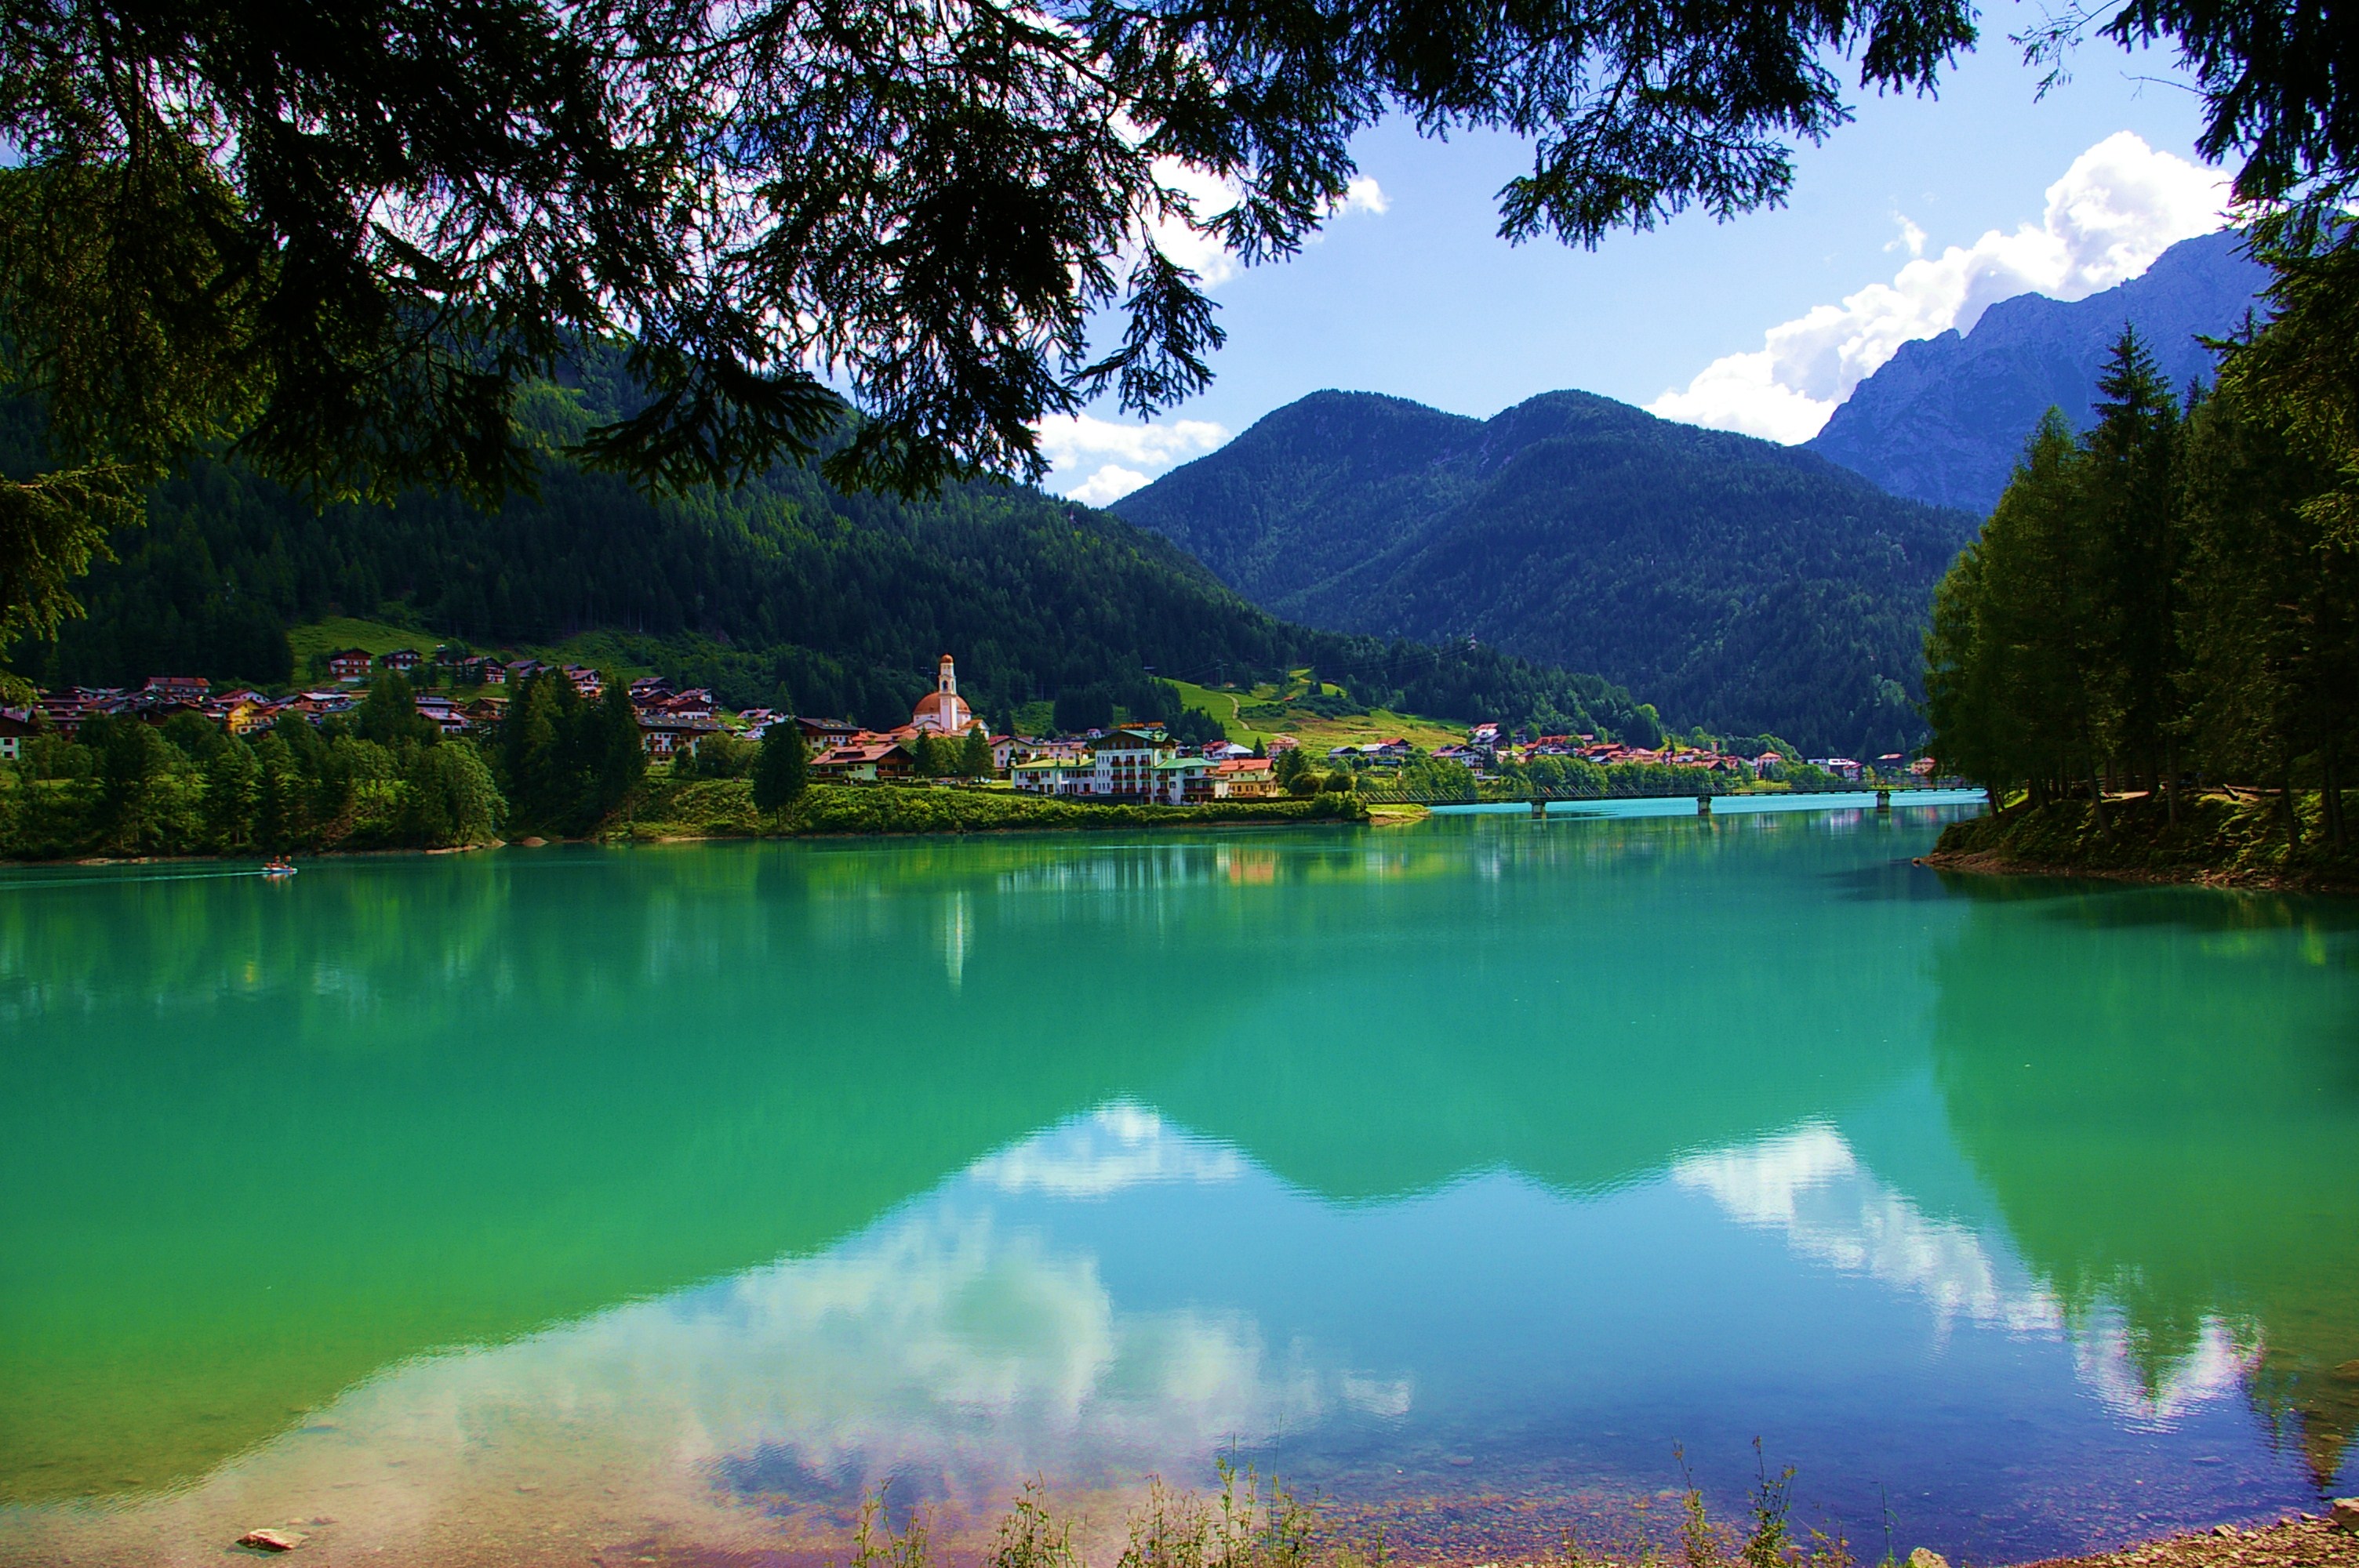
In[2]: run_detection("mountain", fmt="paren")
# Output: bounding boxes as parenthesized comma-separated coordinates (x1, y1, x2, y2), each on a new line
(0, 389, 1662, 742)
(1115, 389, 1979, 757)
(1805, 230, 2271, 514)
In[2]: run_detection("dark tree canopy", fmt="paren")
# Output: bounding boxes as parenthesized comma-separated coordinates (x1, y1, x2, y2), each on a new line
(2, 0, 2356, 674)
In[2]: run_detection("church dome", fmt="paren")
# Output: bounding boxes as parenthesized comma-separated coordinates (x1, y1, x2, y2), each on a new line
(911, 654, 975, 731)
(911, 689, 973, 731)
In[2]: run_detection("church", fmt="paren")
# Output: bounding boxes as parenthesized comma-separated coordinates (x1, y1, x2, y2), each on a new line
(908, 654, 980, 735)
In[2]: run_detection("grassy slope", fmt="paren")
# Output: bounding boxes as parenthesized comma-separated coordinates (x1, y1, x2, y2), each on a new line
(1169, 677, 1465, 753)
(284, 618, 656, 689)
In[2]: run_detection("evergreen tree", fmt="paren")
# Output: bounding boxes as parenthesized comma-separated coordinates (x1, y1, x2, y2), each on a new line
(358, 672, 436, 749)
(752, 721, 809, 814)
(958, 724, 994, 779)
(585, 682, 646, 820)
(2083, 329, 2185, 797)
(204, 742, 262, 851)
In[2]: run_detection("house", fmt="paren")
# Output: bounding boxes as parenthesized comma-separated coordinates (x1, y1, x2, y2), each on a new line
(1213, 757, 1279, 798)
(381, 648, 422, 672)
(473, 659, 507, 686)
(1089, 727, 1174, 797)
(1265, 733, 1301, 754)
(811, 740, 915, 782)
(1153, 754, 1219, 804)
(1811, 757, 1863, 781)
(642, 688, 713, 724)
(1012, 753, 1094, 796)
(504, 659, 547, 685)
(990, 734, 1019, 772)
(792, 717, 863, 753)
(415, 696, 471, 735)
(565, 665, 604, 699)
(327, 648, 374, 682)
(144, 675, 210, 700)
(0, 712, 35, 760)
(1202, 741, 1256, 761)
(628, 675, 674, 702)
(639, 716, 720, 757)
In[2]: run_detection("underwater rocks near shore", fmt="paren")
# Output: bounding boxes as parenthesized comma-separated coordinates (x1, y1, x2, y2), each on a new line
(1922, 795, 2359, 894)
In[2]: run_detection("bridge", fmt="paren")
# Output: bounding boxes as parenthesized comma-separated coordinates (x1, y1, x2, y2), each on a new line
(1355, 786, 1910, 815)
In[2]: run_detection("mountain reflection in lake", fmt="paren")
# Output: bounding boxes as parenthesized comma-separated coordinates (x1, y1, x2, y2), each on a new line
(2, 809, 2354, 1568)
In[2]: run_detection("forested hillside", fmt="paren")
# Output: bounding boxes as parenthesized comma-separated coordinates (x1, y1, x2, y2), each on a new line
(1807, 230, 2269, 514)
(1118, 390, 1978, 757)
(0, 392, 1661, 742)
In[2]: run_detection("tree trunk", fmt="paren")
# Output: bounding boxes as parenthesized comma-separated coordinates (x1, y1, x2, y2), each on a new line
(2280, 757, 2303, 854)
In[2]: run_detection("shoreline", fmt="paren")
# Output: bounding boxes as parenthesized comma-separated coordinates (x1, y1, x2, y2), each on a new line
(2012, 1510, 2357, 1568)
(3, 792, 1372, 870)
(1915, 844, 2359, 895)
(1921, 795, 2359, 896)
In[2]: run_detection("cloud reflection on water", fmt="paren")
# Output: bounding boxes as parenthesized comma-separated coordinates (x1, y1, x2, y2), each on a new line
(1671, 1121, 2258, 1426)
(3, 1105, 2270, 1566)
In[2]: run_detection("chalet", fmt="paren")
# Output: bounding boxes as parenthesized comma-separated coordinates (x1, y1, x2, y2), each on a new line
(144, 675, 210, 700)
(219, 697, 279, 736)
(565, 665, 604, 699)
(327, 648, 374, 682)
(811, 740, 915, 782)
(642, 688, 713, 724)
(504, 659, 547, 685)
(1213, 757, 1279, 798)
(628, 675, 674, 701)
(415, 696, 471, 735)
(794, 716, 864, 754)
(1089, 727, 1174, 798)
(472, 659, 507, 686)
(0, 712, 35, 761)
(1202, 741, 1256, 761)
(382, 648, 422, 672)
(1152, 754, 1219, 804)
(33, 688, 121, 737)
(639, 715, 719, 757)
(1012, 754, 1094, 796)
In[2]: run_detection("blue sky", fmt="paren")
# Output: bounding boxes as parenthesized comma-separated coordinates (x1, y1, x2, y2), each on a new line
(1040, 19, 2227, 503)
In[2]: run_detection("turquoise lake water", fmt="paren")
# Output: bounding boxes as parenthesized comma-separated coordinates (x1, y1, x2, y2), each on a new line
(2, 798, 2354, 1567)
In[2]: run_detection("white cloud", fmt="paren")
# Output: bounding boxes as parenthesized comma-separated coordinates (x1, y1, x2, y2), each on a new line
(1335, 176, 1390, 218)
(1067, 465, 1154, 505)
(1038, 412, 1229, 504)
(1648, 132, 2233, 443)
(1148, 159, 1245, 287)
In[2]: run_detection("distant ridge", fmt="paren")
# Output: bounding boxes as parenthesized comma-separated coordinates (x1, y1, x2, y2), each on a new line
(1117, 389, 1979, 757)
(1805, 230, 2270, 514)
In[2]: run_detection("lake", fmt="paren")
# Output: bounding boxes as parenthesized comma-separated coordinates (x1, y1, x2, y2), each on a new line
(4, 799, 2356, 1568)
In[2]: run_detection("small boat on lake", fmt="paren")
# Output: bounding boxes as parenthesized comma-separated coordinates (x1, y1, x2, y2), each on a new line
(260, 861, 297, 880)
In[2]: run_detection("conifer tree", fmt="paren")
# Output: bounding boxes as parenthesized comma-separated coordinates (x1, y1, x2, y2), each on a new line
(753, 721, 809, 815)
(958, 724, 994, 779)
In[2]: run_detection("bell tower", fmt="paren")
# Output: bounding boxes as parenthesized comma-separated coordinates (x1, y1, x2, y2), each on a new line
(938, 654, 957, 697)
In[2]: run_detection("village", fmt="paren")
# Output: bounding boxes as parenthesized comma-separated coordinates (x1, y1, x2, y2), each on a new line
(0, 647, 1934, 799)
